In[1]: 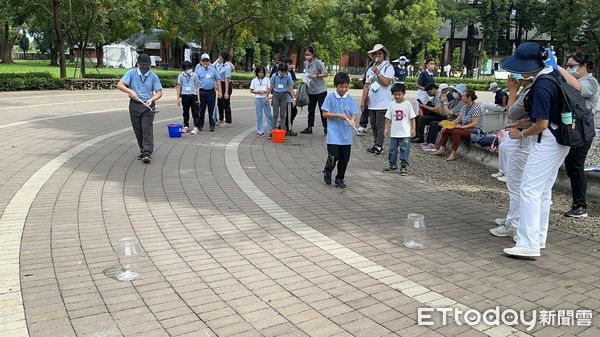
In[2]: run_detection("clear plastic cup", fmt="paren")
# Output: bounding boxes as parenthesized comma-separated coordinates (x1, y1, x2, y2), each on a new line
(404, 213, 426, 249)
(116, 238, 142, 281)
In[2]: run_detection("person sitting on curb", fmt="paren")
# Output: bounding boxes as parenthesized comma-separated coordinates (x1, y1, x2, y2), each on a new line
(432, 89, 483, 161)
(482, 82, 509, 112)
(420, 84, 467, 152)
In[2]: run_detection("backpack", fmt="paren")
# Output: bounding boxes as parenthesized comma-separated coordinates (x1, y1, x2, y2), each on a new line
(525, 72, 596, 147)
(296, 83, 309, 107)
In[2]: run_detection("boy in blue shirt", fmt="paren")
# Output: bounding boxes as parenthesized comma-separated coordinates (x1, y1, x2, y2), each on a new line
(322, 72, 359, 189)
(117, 54, 163, 163)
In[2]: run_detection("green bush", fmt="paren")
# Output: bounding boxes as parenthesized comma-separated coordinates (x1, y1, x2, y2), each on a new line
(0, 73, 65, 91)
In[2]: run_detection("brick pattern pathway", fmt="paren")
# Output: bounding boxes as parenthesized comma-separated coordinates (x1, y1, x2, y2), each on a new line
(0, 90, 599, 337)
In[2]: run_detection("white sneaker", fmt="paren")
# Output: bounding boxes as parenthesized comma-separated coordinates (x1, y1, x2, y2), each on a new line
(191, 127, 199, 135)
(503, 246, 540, 257)
(489, 225, 516, 237)
(497, 176, 507, 183)
(182, 126, 189, 133)
(219, 122, 231, 128)
(495, 218, 507, 226)
(358, 127, 367, 132)
(512, 235, 517, 243)
(491, 171, 504, 178)
(540, 243, 546, 250)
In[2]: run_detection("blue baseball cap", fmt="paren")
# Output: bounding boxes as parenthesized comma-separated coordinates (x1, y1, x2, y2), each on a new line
(500, 42, 546, 74)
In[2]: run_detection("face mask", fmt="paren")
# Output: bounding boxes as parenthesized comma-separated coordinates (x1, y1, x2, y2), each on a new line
(510, 73, 523, 80)
(139, 67, 150, 75)
(185, 69, 193, 75)
(452, 92, 460, 100)
(567, 66, 579, 77)
(399, 60, 406, 65)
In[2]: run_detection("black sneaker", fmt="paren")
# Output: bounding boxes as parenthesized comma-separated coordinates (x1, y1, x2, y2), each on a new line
(300, 127, 313, 134)
(383, 166, 397, 173)
(137, 153, 144, 160)
(210, 128, 215, 132)
(286, 130, 298, 136)
(335, 179, 347, 189)
(372, 147, 383, 155)
(323, 171, 332, 185)
(564, 206, 588, 218)
(142, 155, 151, 164)
(366, 146, 377, 154)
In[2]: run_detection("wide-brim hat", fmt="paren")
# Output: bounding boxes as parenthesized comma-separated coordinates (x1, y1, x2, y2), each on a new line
(449, 83, 467, 96)
(500, 42, 546, 74)
(392, 56, 409, 63)
(368, 44, 389, 56)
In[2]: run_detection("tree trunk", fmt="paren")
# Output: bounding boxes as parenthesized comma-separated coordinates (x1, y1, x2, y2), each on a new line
(1, 22, 14, 64)
(95, 44, 104, 68)
(78, 43, 86, 76)
(53, 0, 67, 79)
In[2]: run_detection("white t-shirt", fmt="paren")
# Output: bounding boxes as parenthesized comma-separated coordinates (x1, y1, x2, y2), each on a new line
(385, 100, 416, 138)
(250, 77, 270, 98)
(365, 61, 395, 110)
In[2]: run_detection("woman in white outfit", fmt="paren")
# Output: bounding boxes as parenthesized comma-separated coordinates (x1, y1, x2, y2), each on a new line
(500, 43, 571, 258)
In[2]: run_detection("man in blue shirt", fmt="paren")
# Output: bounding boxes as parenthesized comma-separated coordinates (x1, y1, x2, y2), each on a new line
(195, 53, 221, 131)
(117, 54, 163, 163)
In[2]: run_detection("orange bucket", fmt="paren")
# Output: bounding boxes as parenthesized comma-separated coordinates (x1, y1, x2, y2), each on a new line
(272, 129, 286, 143)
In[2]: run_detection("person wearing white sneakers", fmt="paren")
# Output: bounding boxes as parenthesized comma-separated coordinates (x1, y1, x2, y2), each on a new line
(176, 61, 201, 135)
(500, 43, 570, 258)
(489, 75, 534, 239)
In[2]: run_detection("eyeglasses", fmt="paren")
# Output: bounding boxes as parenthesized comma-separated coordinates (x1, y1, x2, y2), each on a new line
(565, 64, 578, 67)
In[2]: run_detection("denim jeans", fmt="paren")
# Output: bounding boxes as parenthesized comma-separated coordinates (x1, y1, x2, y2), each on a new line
(388, 137, 410, 168)
(254, 97, 273, 134)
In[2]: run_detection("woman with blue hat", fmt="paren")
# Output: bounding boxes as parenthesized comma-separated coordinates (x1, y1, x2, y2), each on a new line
(501, 42, 570, 258)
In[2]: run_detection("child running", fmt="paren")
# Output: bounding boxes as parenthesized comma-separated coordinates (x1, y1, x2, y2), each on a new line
(322, 72, 359, 189)
(249, 65, 273, 137)
(176, 61, 201, 134)
(383, 83, 416, 175)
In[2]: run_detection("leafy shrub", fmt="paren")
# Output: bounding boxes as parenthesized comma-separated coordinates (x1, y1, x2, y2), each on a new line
(0, 73, 65, 91)
(83, 73, 119, 79)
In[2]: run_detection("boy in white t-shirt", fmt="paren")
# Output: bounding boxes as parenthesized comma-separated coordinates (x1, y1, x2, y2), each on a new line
(383, 83, 416, 175)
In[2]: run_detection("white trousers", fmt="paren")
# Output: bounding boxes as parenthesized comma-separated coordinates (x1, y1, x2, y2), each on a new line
(503, 131, 535, 228)
(517, 128, 570, 250)
(482, 102, 506, 112)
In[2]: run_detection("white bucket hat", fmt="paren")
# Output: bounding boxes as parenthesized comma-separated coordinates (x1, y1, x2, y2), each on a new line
(367, 44, 390, 56)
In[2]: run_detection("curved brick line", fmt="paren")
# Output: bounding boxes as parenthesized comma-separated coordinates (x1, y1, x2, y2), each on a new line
(224, 129, 532, 337)
(0, 116, 177, 337)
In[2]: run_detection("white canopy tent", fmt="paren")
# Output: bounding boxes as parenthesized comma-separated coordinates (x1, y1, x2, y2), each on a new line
(103, 43, 138, 68)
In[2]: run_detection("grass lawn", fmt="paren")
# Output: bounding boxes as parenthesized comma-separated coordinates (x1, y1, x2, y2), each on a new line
(0, 60, 255, 80)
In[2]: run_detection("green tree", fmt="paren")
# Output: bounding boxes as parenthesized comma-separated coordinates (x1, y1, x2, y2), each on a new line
(19, 32, 29, 57)
(0, 0, 28, 63)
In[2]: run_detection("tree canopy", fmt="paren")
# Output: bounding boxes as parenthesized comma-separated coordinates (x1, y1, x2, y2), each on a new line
(1, 0, 599, 77)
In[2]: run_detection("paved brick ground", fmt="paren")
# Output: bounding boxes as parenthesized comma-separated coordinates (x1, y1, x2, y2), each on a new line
(0, 89, 599, 337)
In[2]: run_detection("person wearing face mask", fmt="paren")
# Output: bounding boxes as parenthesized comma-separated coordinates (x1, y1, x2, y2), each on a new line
(117, 54, 163, 163)
(501, 42, 571, 258)
(195, 53, 221, 132)
(176, 61, 201, 134)
(360, 44, 396, 155)
(392, 56, 408, 83)
(562, 52, 599, 218)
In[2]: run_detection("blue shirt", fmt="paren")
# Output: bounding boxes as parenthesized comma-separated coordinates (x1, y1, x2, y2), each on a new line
(321, 91, 359, 145)
(194, 64, 219, 90)
(216, 62, 232, 81)
(529, 70, 562, 124)
(270, 73, 294, 93)
(120, 68, 162, 101)
(177, 72, 200, 95)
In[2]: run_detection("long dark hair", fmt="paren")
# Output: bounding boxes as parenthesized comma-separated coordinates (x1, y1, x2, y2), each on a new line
(569, 52, 594, 71)
(219, 50, 230, 62)
(304, 46, 315, 56)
